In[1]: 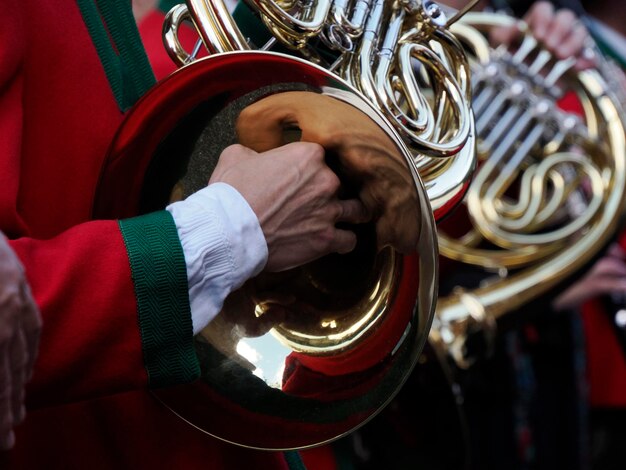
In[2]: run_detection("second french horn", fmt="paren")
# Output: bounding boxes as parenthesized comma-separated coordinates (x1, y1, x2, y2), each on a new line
(433, 11, 626, 367)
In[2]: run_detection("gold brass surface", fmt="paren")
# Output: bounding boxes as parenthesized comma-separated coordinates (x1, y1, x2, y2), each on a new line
(433, 12, 626, 367)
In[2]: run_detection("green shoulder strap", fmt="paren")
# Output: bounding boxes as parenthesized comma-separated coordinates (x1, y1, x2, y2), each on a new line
(77, 0, 156, 111)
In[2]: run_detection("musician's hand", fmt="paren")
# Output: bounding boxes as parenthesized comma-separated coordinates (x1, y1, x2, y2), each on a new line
(0, 235, 41, 450)
(490, 1, 597, 71)
(236, 91, 421, 254)
(553, 243, 626, 311)
(210, 142, 370, 272)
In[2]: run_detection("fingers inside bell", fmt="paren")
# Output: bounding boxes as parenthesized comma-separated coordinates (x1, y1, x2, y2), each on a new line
(332, 228, 358, 255)
(335, 198, 371, 225)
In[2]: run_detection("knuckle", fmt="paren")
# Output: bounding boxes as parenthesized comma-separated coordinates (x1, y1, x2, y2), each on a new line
(529, 1, 548, 18)
(220, 146, 235, 159)
(555, 9, 575, 22)
(534, 1, 548, 8)
(318, 169, 340, 193)
(221, 144, 245, 160)
(300, 142, 325, 162)
(330, 201, 344, 221)
(312, 226, 335, 252)
(326, 175, 341, 194)
(293, 143, 321, 172)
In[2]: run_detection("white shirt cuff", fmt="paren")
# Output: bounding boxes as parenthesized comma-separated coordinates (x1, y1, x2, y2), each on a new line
(166, 182, 268, 334)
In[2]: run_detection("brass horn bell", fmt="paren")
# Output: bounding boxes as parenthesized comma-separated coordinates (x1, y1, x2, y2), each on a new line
(94, 52, 439, 450)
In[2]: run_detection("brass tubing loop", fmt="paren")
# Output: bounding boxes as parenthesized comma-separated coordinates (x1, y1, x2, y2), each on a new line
(162, 0, 478, 219)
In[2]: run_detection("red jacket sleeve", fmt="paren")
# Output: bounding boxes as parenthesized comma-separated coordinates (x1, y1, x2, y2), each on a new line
(0, 1, 199, 411)
(10, 213, 200, 410)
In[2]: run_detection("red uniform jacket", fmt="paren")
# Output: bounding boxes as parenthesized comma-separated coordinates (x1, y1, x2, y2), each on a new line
(0, 1, 333, 468)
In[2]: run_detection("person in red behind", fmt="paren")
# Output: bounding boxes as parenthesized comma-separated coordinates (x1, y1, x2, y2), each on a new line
(551, 3, 626, 466)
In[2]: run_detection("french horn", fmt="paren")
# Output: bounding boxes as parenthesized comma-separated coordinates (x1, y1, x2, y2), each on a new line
(94, 0, 476, 450)
(431, 11, 626, 368)
(162, 0, 478, 219)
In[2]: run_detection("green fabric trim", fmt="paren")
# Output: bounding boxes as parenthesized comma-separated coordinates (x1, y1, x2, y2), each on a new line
(119, 211, 199, 388)
(159, 0, 183, 14)
(77, 0, 156, 111)
(77, 0, 125, 106)
(99, 0, 156, 101)
(284, 451, 307, 470)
